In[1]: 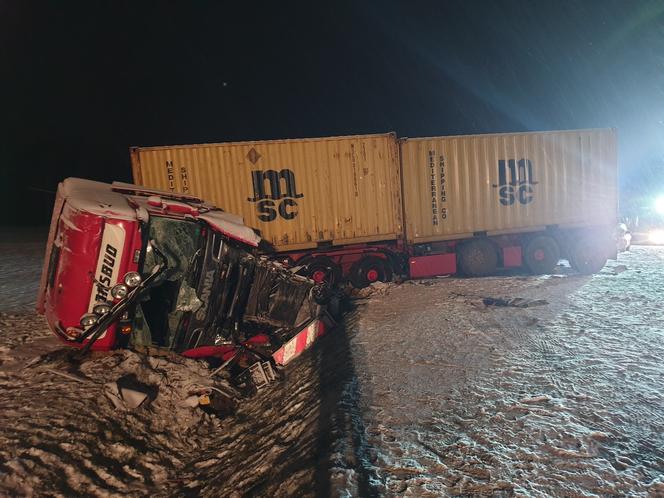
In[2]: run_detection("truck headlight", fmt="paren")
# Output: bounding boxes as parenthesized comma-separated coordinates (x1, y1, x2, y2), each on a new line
(111, 284, 128, 300)
(93, 302, 113, 316)
(655, 196, 664, 215)
(649, 229, 664, 245)
(80, 313, 98, 328)
(123, 272, 142, 288)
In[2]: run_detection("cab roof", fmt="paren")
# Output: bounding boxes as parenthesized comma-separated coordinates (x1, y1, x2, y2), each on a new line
(60, 178, 261, 246)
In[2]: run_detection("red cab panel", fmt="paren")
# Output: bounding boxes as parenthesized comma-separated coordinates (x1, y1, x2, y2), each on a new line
(42, 202, 141, 350)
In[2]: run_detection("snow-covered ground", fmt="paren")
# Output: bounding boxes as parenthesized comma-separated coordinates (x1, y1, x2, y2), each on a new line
(345, 252, 664, 496)
(1, 230, 663, 497)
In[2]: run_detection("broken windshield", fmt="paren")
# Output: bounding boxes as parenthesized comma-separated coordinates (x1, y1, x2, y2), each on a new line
(143, 217, 202, 279)
(133, 216, 204, 348)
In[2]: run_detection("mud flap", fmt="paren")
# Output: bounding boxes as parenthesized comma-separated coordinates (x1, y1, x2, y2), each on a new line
(272, 312, 336, 366)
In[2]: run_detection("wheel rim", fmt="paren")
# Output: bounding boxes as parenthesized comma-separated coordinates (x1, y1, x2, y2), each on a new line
(534, 248, 546, 261)
(311, 270, 327, 283)
(366, 268, 379, 282)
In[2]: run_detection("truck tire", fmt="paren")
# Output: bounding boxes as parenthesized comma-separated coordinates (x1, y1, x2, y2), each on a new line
(569, 237, 608, 274)
(303, 256, 342, 286)
(458, 239, 498, 277)
(524, 235, 560, 274)
(350, 256, 392, 288)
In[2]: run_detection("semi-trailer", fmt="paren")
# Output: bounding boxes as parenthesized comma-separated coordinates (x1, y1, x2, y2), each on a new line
(130, 129, 618, 286)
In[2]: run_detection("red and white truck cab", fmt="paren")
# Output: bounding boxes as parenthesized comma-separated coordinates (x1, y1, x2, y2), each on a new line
(38, 178, 147, 349)
(36, 178, 326, 369)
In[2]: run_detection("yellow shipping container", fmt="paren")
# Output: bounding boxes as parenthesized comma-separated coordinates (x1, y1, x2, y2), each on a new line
(400, 129, 617, 244)
(131, 133, 403, 252)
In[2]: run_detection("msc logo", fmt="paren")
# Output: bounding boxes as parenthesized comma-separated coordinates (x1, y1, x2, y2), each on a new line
(248, 169, 304, 222)
(492, 159, 538, 206)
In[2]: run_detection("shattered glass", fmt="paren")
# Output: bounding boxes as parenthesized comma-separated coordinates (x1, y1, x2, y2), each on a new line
(142, 217, 201, 280)
(136, 217, 203, 348)
(131, 215, 323, 352)
(174, 282, 203, 313)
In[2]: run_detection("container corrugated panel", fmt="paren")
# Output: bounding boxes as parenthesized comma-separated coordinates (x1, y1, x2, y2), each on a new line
(400, 129, 617, 244)
(131, 133, 403, 252)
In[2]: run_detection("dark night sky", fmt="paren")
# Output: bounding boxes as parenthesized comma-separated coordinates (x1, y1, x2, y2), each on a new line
(2, 0, 664, 225)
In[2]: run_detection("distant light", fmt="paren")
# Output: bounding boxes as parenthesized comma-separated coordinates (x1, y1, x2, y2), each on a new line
(648, 229, 664, 245)
(655, 196, 664, 215)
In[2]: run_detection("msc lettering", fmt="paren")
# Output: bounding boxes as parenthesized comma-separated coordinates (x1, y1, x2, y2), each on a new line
(493, 159, 538, 206)
(248, 169, 304, 222)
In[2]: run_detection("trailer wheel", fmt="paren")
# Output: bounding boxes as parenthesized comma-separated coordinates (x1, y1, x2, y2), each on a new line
(569, 237, 608, 274)
(303, 256, 342, 286)
(350, 256, 392, 288)
(458, 239, 498, 277)
(524, 235, 561, 274)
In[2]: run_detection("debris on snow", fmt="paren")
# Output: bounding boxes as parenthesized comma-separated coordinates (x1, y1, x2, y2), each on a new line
(105, 382, 149, 410)
(588, 431, 612, 441)
(104, 374, 155, 410)
(648, 476, 664, 494)
(44, 367, 92, 385)
(612, 264, 628, 274)
(179, 394, 202, 408)
(349, 281, 397, 298)
(519, 395, 551, 404)
(482, 297, 549, 308)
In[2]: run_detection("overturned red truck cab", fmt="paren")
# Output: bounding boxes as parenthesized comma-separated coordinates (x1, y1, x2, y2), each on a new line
(37, 179, 332, 380)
